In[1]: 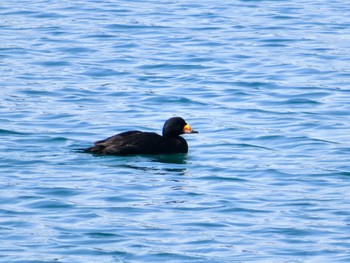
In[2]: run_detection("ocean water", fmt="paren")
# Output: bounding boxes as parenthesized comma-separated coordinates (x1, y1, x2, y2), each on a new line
(1, 0, 350, 262)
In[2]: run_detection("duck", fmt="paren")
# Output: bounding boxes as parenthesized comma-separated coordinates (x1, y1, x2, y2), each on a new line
(82, 117, 198, 155)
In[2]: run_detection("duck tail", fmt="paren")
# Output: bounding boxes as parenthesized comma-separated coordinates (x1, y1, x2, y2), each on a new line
(77, 145, 105, 154)
(76, 147, 93, 153)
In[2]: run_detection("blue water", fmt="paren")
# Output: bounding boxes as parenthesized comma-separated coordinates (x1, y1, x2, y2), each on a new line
(1, 0, 350, 262)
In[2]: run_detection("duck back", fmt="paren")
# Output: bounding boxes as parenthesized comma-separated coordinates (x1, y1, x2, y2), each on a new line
(83, 131, 188, 155)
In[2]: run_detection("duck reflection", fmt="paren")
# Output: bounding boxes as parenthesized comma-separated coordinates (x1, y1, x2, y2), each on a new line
(118, 153, 188, 175)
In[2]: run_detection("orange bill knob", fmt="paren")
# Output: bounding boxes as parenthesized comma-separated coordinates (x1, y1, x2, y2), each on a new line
(183, 124, 198, 134)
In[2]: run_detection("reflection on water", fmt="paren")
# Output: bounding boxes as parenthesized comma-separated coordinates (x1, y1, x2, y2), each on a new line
(150, 153, 188, 164)
(118, 154, 188, 175)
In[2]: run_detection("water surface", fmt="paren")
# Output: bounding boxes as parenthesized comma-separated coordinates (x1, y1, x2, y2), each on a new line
(1, 0, 350, 262)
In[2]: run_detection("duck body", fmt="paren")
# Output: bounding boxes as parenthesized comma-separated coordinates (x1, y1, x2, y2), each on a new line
(82, 117, 197, 155)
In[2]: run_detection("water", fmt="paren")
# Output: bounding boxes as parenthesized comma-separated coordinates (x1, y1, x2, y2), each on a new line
(1, 0, 350, 262)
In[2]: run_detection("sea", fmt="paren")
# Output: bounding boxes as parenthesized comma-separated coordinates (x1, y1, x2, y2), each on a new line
(1, 0, 350, 262)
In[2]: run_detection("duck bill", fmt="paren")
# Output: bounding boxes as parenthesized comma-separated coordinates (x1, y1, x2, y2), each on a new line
(183, 124, 199, 134)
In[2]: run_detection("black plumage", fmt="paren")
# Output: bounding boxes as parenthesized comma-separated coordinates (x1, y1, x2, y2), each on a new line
(82, 117, 198, 155)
